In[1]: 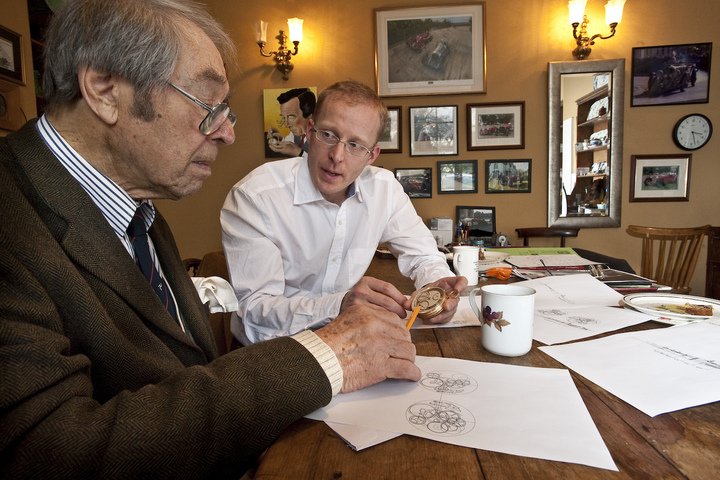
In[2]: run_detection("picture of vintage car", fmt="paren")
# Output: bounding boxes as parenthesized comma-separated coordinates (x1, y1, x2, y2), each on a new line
(423, 40, 449, 70)
(643, 171, 678, 187)
(646, 63, 697, 97)
(406, 31, 432, 51)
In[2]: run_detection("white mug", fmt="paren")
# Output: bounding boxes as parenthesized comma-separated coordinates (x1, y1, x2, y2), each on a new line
(452, 245, 479, 286)
(468, 284, 536, 356)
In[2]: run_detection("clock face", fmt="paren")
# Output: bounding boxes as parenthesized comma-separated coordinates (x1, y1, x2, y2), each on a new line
(673, 114, 713, 150)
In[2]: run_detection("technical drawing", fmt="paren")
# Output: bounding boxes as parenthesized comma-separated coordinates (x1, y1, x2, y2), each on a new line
(406, 399, 476, 436)
(419, 370, 478, 394)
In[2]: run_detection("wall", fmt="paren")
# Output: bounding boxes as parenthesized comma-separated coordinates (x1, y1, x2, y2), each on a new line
(1, 0, 37, 137)
(9, 0, 719, 293)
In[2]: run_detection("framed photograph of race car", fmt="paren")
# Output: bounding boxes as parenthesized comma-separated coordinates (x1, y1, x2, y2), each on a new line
(467, 102, 525, 150)
(629, 154, 691, 202)
(630, 43, 712, 107)
(374, 4, 486, 97)
(394, 167, 432, 198)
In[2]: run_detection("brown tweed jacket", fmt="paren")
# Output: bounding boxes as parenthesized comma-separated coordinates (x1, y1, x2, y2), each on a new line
(0, 122, 331, 479)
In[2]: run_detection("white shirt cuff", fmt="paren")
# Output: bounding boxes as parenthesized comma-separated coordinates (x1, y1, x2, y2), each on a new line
(291, 330, 343, 396)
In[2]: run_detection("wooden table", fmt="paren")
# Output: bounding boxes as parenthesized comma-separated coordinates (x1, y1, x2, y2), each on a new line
(254, 257, 720, 479)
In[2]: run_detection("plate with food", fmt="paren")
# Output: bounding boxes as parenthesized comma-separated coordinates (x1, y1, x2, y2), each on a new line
(622, 292, 720, 324)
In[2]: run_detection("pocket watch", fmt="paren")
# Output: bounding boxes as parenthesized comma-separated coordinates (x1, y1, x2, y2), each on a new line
(672, 113, 712, 151)
(409, 286, 459, 320)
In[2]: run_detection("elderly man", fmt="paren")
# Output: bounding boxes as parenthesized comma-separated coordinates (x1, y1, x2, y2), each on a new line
(0, 1, 419, 478)
(222, 81, 467, 345)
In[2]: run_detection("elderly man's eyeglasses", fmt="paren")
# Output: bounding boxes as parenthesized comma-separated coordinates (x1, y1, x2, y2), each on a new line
(311, 128, 373, 158)
(168, 83, 237, 135)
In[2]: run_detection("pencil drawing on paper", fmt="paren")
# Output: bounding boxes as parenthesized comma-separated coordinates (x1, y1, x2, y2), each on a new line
(536, 308, 597, 330)
(419, 370, 478, 394)
(406, 399, 476, 436)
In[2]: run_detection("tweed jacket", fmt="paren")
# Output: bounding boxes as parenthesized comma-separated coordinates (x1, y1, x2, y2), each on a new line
(0, 122, 331, 479)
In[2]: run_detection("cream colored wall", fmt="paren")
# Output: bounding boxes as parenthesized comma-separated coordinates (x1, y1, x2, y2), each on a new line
(1, 0, 37, 138)
(9, 0, 719, 293)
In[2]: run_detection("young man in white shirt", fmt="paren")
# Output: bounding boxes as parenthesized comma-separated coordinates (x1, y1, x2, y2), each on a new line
(222, 81, 467, 344)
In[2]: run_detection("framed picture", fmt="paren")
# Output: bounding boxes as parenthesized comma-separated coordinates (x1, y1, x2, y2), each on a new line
(0, 25, 24, 85)
(629, 154, 691, 202)
(456, 205, 496, 239)
(630, 42, 712, 107)
(485, 159, 531, 193)
(409, 105, 458, 156)
(394, 167, 432, 198)
(262, 86, 317, 158)
(467, 102, 525, 150)
(437, 159, 477, 194)
(374, 4, 486, 97)
(378, 106, 402, 153)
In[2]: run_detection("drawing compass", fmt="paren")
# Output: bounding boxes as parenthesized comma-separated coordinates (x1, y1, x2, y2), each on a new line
(409, 286, 459, 320)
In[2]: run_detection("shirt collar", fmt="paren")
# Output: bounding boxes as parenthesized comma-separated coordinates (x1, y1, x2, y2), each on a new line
(35, 114, 155, 236)
(294, 158, 364, 205)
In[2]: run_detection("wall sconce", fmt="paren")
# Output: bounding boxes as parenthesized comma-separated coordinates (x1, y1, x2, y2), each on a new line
(256, 18, 303, 80)
(568, 0, 626, 60)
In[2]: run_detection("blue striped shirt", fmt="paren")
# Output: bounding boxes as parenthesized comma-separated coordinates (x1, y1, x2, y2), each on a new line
(35, 115, 184, 331)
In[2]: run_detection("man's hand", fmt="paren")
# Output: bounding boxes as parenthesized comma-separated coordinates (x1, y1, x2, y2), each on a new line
(415, 275, 468, 325)
(268, 140, 302, 157)
(340, 276, 410, 318)
(316, 304, 421, 393)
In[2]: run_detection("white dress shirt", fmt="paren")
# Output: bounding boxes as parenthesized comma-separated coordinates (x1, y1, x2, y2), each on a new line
(221, 157, 453, 344)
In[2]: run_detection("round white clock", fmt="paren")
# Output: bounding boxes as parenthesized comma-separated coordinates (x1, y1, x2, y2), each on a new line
(672, 113, 713, 151)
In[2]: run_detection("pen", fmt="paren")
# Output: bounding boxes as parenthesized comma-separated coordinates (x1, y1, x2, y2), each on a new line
(406, 306, 421, 330)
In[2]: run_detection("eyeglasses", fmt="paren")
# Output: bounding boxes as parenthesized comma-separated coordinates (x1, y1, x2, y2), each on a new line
(311, 128, 373, 158)
(168, 83, 237, 135)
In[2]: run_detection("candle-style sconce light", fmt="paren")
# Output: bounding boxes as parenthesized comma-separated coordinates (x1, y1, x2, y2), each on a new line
(568, 0, 626, 60)
(256, 18, 303, 80)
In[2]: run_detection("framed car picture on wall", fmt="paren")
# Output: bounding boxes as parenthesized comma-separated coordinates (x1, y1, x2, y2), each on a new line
(409, 105, 458, 156)
(394, 167, 432, 198)
(630, 154, 691, 202)
(437, 159, 477, 194)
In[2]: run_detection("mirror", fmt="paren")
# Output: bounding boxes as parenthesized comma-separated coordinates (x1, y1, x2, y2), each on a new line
(548, 59, 624, 228)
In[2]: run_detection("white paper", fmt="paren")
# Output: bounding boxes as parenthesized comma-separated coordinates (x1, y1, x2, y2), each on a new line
(519, 274, 623, 310)
(324, 421, 401, 450)
(505, 255, 599, 269)
(308, 356, 617, 471)
(540, 319, 720, 417)
(411, 295, 481, 329)
(533, 305, 656, 345)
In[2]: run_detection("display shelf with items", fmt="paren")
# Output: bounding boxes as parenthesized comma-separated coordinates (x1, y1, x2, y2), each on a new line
(567, 77, 611, 217)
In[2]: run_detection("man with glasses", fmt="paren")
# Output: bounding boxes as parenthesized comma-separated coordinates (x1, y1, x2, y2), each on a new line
(222, 81, 466, 345)
(1, 2, 421, 478)
(267, 87, 316, 157)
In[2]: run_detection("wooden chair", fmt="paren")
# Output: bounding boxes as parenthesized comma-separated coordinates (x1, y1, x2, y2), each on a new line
(184, 250, 237, 355)
(626, 225, 711, 294)
(515, 227, 580, 247)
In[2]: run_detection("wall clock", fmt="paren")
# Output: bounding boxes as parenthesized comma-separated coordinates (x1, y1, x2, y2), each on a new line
(672, 113, 713, 151)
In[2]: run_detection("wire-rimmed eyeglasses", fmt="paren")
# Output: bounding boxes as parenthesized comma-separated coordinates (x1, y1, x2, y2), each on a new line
(311, 128, 373, 158)
(168, 83, 237, 136)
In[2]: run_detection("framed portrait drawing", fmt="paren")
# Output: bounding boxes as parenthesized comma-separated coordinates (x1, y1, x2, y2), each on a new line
(409, 105, 458, 156)
(378, 106, 402, 153)
(394, 167, 432, 198)
(262, 86, 317, 158)
(629, 154, 691, 202)
(467, 102, 524, 150)
(630, 42, 712, 107)
(374, 4, 486, 97)
(437, 159, 477, 194)
(456, 205, 496, 239)
(0, 25, 24, 85)
(485, 159, 531, 193)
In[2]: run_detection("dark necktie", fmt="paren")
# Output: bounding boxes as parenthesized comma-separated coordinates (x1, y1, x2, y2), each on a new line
(127, 210, 179, 323)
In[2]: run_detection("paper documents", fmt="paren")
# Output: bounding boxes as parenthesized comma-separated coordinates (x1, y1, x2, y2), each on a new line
(411, 295, 480, 329)
(308, 356, 617, 471)
(540, 319, 720, 417)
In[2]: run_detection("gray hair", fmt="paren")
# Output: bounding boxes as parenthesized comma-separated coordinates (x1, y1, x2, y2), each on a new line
(43, 0, 236, 117)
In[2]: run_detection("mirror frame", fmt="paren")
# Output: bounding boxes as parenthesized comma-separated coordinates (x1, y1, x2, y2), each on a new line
(548, 59, 624, 228)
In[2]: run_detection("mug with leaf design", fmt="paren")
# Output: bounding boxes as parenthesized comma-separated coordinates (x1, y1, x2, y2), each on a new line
(468, 284, 536, 356)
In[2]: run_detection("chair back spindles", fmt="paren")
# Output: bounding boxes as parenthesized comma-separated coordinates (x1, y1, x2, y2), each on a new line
(627, 225, 710, 294)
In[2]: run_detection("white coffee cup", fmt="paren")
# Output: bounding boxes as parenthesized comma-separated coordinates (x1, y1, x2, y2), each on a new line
(452, 245, 480, 286)
(468, 284, 536, 356)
